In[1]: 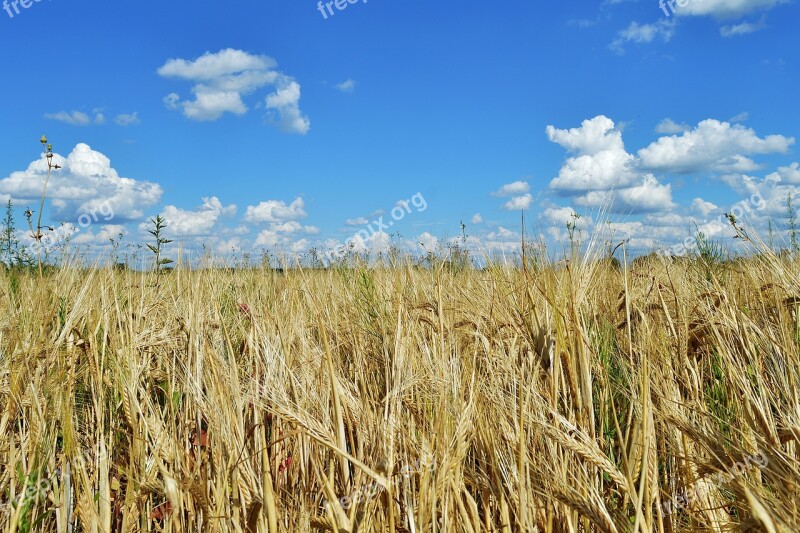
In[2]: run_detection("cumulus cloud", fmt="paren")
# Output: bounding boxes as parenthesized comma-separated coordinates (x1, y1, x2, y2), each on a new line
(345, 217, 369, 226)
(154, 197, 237, 236)
(253, 218, 318, 250)
(547, 115, 638, 192)
(244, 197, 307, 223)
(573, 175, 676, 214)
(541, 207, 592, 229)
(692, 198, 719, 216)
(158, 48, 310, 133)
(264, 81, 311, 134)
(766, 162, 800, 185)
(492, 180, 530, 197)
(96, 224, 128, 241)
(638, 119, 794, 174)
(542, 117, 800, 253)
(417, 232, 439, 250)
(0, 143, 162, 221)
(547, 115, 625, 154)
(503, 193, 533, 211)
(471, 213, 483, 224)
(546, 116, 676, 214)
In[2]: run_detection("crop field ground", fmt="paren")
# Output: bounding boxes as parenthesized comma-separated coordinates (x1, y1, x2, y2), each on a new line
(1, 250, 799, 532)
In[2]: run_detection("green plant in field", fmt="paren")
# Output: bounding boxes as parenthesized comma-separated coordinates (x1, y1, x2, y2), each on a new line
(444, 241, 471, 272)
(0, 200, 32, 268)
(29, 136, 61, 277)
(693, 223, 725, 281)
(0, 200, 16, 266)
(146, 215, 173, 273)
(109, 232, 124, 267)
(787, 193, 798, 255)
(566, 211, 582, 258)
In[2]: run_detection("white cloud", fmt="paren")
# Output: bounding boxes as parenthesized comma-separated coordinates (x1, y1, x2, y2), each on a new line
(573, 174, 676, 214)
(265, 81, 310, 134)
(335, 79, 356, 93)
(692, 198, 719, 216)
(115, 112, 140, 126)
(720, 15, 767, 36)
(155, 196, 237, 236)
(655, 118, 690, 134)
(271, 221, 319, 234)
(546, 115, 625, 154)
(541, 117, 800, 254)
(673, 0, 787, 18)
(610, 20, 675, 54)
(491, 227, 516, 239)
(158, 48, 310, 133)
(541, 207, 592, 229)
(638, 119, 794, 174)
(715, 154, 761, 173)
(164, 93, 180, 109)
(158, 48, 274, 79)
(644, 212, 686, 227)
(547, 116, 638, 192)
(183, 89, 247, 120)
(345, 217, 369, 226)
(244, 197, 307, 223)
(44, 110, 106, 126)
(766, 162, 800, 185)
(492, 180, 530, 197)
(417, 232, 438, 250)
(471, 213, 483, 224)
(0, 143, 162, 221)
(503, 193, 532, 211)
(96, 224, 128, 241)
(44, 111, 92, 126)
(595, 221, 650, 242)
(254, 231, 309, 252)
(729, 111, 750, 123)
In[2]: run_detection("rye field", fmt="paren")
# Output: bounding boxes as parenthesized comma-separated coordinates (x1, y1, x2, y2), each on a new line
(0, 251, 799, 533)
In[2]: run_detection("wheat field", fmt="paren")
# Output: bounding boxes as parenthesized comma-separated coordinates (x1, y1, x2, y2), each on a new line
(1, 251, 799, 532)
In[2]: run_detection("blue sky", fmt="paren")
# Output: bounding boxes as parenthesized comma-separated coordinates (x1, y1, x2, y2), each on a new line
(1, 0, 799, 262)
